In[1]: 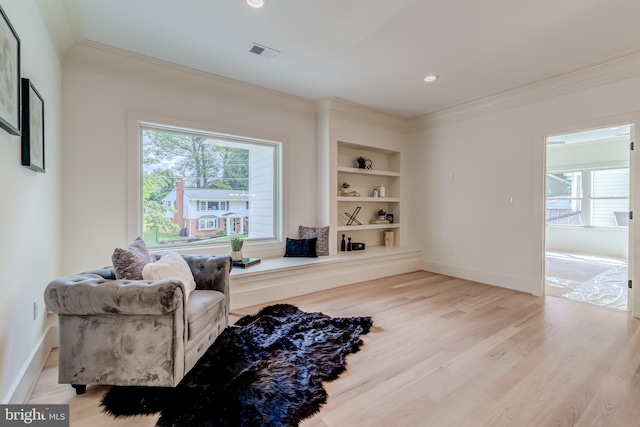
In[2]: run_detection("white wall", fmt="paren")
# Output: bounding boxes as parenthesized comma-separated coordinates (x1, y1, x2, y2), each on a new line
(407, 70, 640, 296)
(62, 44, 317, 274)
(0, 0, 62, 403)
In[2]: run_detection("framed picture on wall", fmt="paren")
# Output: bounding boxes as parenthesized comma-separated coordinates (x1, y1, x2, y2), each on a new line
(21, 78, 45, 172)
(0, 5, 20, 135)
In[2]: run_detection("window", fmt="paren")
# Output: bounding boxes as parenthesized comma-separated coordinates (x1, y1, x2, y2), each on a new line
(592, 168, 629, 227)
(140, 123, 281, 247)
(198, 218, 219, 230)
(546, 172, 583, 225)
(546, 168, 628, 227)
(197, 201, 225, 211)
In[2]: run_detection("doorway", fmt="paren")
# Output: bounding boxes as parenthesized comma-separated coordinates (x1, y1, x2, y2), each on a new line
(545, 125, 631, 311)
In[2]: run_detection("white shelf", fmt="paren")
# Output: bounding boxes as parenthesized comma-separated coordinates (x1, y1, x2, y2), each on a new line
(337, 197, 400, 202)
(334, 140, 402, 252)
(337, 166, 400, 177)
(337, 223, 401, 231)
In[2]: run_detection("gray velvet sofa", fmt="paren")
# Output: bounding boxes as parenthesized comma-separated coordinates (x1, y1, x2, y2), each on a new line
(44, 254, 231, 393)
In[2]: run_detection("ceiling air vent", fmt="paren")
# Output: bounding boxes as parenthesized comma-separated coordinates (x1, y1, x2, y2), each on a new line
(250, 43, 279, 59)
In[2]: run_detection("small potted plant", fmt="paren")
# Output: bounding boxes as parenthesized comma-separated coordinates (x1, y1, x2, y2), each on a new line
(340, 181, 351, 196)
(229, 235, 244, 261)
(377, 209, 387, 220)
(355, 156, 368, 169)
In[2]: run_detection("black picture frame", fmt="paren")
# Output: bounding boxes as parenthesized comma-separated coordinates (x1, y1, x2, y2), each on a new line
(21, 78, 45, 172)
(0, 5, 20, 135)
(386, 213, 394, 224)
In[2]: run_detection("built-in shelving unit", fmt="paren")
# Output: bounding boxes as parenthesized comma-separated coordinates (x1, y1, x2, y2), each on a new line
(334, 141, 402, 251)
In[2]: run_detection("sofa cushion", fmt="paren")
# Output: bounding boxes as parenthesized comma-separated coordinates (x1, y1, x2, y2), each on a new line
(142, 252, 196, 301)
(299, 225, 329, 256)
(112, 237, 154, 280)
(186, 290, 226, 340)
(284, 237, 318, 257)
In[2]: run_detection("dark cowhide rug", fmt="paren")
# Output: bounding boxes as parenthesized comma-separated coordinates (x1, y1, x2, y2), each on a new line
(101, 304, 373, 426)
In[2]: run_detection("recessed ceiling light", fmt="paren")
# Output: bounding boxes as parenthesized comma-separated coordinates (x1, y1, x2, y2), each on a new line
(247, 0, 265, 8)
(609, 127, 620, 131)
(424, 75, 438, 83)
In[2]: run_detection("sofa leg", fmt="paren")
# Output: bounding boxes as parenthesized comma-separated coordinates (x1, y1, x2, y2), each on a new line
(72, 384, 87, 395)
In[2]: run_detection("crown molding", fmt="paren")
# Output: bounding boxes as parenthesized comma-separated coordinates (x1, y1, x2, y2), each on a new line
(63, 41, 317, 120)
(407, 48, 640, 133)
(324, 97, 408, 134)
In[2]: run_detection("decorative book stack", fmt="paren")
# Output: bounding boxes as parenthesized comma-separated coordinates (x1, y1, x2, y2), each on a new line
(232, 258, 261, 268)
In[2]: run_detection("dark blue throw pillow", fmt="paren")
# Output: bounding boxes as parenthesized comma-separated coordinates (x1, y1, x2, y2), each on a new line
(284, 237, 318, 257)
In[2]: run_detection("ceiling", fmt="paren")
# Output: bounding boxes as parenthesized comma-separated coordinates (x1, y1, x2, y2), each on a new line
(47, 0, 640, 119)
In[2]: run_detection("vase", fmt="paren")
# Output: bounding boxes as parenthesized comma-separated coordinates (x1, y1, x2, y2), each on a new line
(231, 250, 243, 261)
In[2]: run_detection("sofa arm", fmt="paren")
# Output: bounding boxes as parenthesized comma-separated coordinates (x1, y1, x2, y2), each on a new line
(44, 274, 186, 316)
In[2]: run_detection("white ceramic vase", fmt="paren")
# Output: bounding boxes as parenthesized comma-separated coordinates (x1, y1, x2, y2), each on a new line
(231, 250, 243, 261)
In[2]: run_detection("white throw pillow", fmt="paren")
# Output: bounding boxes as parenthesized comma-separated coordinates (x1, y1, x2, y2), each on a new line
(142, 252, 196, 301)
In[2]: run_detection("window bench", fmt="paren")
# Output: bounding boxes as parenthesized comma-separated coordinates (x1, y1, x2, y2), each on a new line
(229, 246, 422, 309)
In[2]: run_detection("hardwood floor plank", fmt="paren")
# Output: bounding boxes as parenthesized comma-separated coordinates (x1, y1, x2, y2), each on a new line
(27, 271, 640, 427)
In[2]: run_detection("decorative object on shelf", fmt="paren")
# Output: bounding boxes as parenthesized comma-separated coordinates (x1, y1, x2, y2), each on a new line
(229, 235, 245, 261)
(351, 242, 365, 251)
(377, 209, 387, 221)
(384, 231, 394, 247)
(347, 237, 352, 251)
(355, 156, 373, 169)
(233, 257, 261, 268)
(341, 234, 346, 251)
(0, 6, 20, 136)
(21, 79, 45, 172)
(378, 184, 386, 197)
(370, 219, 390, 224)
(345, 206, 362, 226)
(386, 213, 394, 224)
(340, 181, 360, 197)
(372, 187, 378, 198)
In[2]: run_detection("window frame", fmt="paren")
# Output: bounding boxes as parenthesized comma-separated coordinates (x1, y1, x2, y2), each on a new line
(127, 113, 283, 251)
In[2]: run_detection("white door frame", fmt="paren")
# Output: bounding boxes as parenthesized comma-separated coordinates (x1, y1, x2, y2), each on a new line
(539, 112, 640, 317)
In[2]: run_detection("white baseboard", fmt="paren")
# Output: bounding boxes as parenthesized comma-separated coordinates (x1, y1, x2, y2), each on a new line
(421, 261, 543, 296)
(4, 324, 58, 404)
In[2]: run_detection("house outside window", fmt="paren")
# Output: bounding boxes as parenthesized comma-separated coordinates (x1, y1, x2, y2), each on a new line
(140, 123, 281, 247)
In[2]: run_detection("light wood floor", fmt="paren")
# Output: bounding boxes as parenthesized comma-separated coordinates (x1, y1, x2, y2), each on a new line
(29, 271, 640, 426)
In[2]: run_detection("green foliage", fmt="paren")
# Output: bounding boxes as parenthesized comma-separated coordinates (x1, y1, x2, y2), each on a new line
(143, 129, 249, 190)
(142, 168, 180, 243)
(143, 169, 175, 202)
(143, 200, 180, 243)
(144, 129, 223, 188)
(377, 209, 386, 216)
(229, 235, 244, 251)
